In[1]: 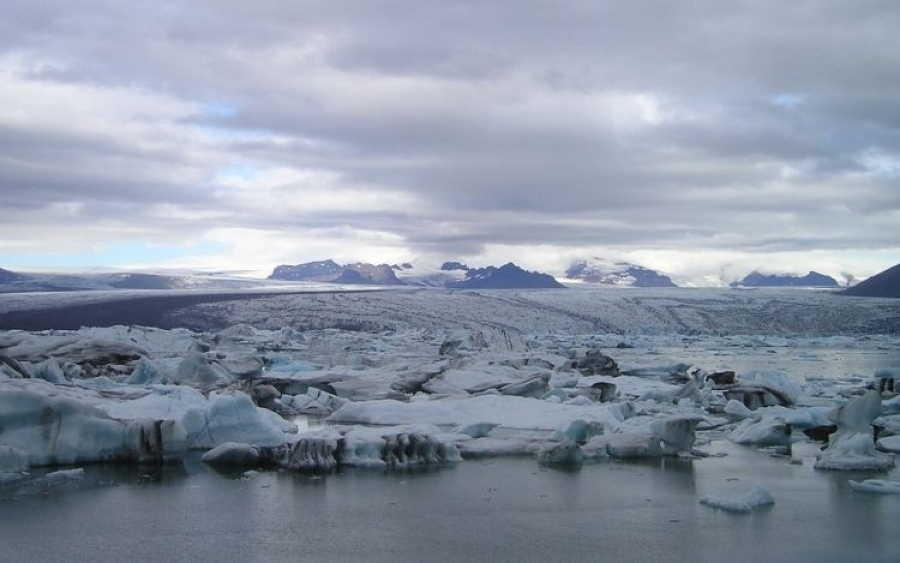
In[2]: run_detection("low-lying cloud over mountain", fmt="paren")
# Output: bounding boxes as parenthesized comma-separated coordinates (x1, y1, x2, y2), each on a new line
(564, 260, 677, 287)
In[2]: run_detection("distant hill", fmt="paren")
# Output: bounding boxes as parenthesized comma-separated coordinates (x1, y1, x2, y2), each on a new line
(446, 262, 565, 289)
(840, 263, 900, 298)
(268, 260, 405, 285)
(0, 267, 29, 284)
(731, 271, 839, 288)
(564, 259, 677, 287)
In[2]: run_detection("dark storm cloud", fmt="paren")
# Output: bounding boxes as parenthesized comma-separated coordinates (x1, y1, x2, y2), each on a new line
(1, 0, 898, 275)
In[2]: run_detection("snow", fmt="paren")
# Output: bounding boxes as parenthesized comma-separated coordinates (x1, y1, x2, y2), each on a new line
(699, 485, 775, 512)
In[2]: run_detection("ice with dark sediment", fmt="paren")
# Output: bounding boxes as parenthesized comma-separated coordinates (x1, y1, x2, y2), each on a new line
(1, 287, 899, 498)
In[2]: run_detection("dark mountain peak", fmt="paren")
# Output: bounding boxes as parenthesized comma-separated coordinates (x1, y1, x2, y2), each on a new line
(448, 262, 564, 289)
(269, 260, 343, 281)
(440, 261, 470, 271)
(731, 271, 839, 288)
(841, 263, 900, 298)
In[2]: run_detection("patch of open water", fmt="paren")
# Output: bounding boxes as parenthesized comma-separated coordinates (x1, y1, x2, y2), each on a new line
(1, 442, 898, 563)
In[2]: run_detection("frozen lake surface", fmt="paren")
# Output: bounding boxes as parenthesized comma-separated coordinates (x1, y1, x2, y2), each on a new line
(2, 445, 898, 563)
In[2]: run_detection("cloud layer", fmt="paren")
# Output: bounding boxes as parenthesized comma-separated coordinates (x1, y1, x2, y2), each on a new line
(1, 1, 898, 283)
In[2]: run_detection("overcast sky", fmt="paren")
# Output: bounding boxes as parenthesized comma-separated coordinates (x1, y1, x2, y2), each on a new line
(1, 1, 898, 285)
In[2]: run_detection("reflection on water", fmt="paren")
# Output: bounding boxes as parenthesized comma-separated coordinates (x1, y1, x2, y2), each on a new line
(2, 447, 898, 563)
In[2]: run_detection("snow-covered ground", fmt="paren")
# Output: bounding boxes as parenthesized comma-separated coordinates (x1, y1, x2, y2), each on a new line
(1, 287, 899, 494)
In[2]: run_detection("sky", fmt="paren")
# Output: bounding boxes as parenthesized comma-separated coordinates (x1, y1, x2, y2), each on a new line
(1, 1, 899, 286)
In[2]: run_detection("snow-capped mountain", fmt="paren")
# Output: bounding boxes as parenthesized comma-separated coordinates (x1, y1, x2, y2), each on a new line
(270, 260, 564, 289)
(564, 259, 677, 287)
(730, 271, 839, 288)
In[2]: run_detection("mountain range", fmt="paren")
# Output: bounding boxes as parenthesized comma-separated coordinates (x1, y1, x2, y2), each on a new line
(269, 260, 564, 289)
(3, 260, 895, 295)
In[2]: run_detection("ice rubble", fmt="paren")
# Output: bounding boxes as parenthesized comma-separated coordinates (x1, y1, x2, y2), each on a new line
(1, 297, 899, 487)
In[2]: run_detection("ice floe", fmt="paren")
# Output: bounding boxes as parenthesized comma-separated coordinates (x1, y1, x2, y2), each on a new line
(699, 485, 775, 512)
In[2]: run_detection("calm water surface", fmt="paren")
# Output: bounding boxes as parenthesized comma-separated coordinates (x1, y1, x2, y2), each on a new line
(2, 441, 898, 563)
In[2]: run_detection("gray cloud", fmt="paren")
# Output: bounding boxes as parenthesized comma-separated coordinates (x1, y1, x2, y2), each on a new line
(0, 1, 898, 279)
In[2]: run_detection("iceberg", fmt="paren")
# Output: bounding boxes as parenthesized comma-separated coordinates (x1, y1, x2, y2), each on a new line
(847, 479, 900, 494)
(0, 388, 186, 466)
(699, 485, 775, 512)
(815, 390, 895, 471)
(729, 418, 792, 446)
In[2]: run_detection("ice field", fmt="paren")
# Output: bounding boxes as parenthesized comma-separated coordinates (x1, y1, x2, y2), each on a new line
(1, 286, 899, 562)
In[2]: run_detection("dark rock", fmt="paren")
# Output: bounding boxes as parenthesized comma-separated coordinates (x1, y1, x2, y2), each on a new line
(723, 385, 794, 409)
(706, 371, 736, 386)
(571, 381, 617, 402)
(576, 349, 619, 376)
(802, 425, 837, 443)
(251, 384, 281, 411)
(439, 339, 462, 356)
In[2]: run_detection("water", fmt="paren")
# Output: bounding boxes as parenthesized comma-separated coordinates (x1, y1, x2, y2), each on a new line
(2, 442, 899, 563)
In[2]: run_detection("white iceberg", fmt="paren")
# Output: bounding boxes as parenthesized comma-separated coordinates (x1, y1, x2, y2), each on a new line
(847, 479, 900, 494)
(699, 485, 775, 512)
(729, 418, 792, 446)
(815, 390, 895, 471)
